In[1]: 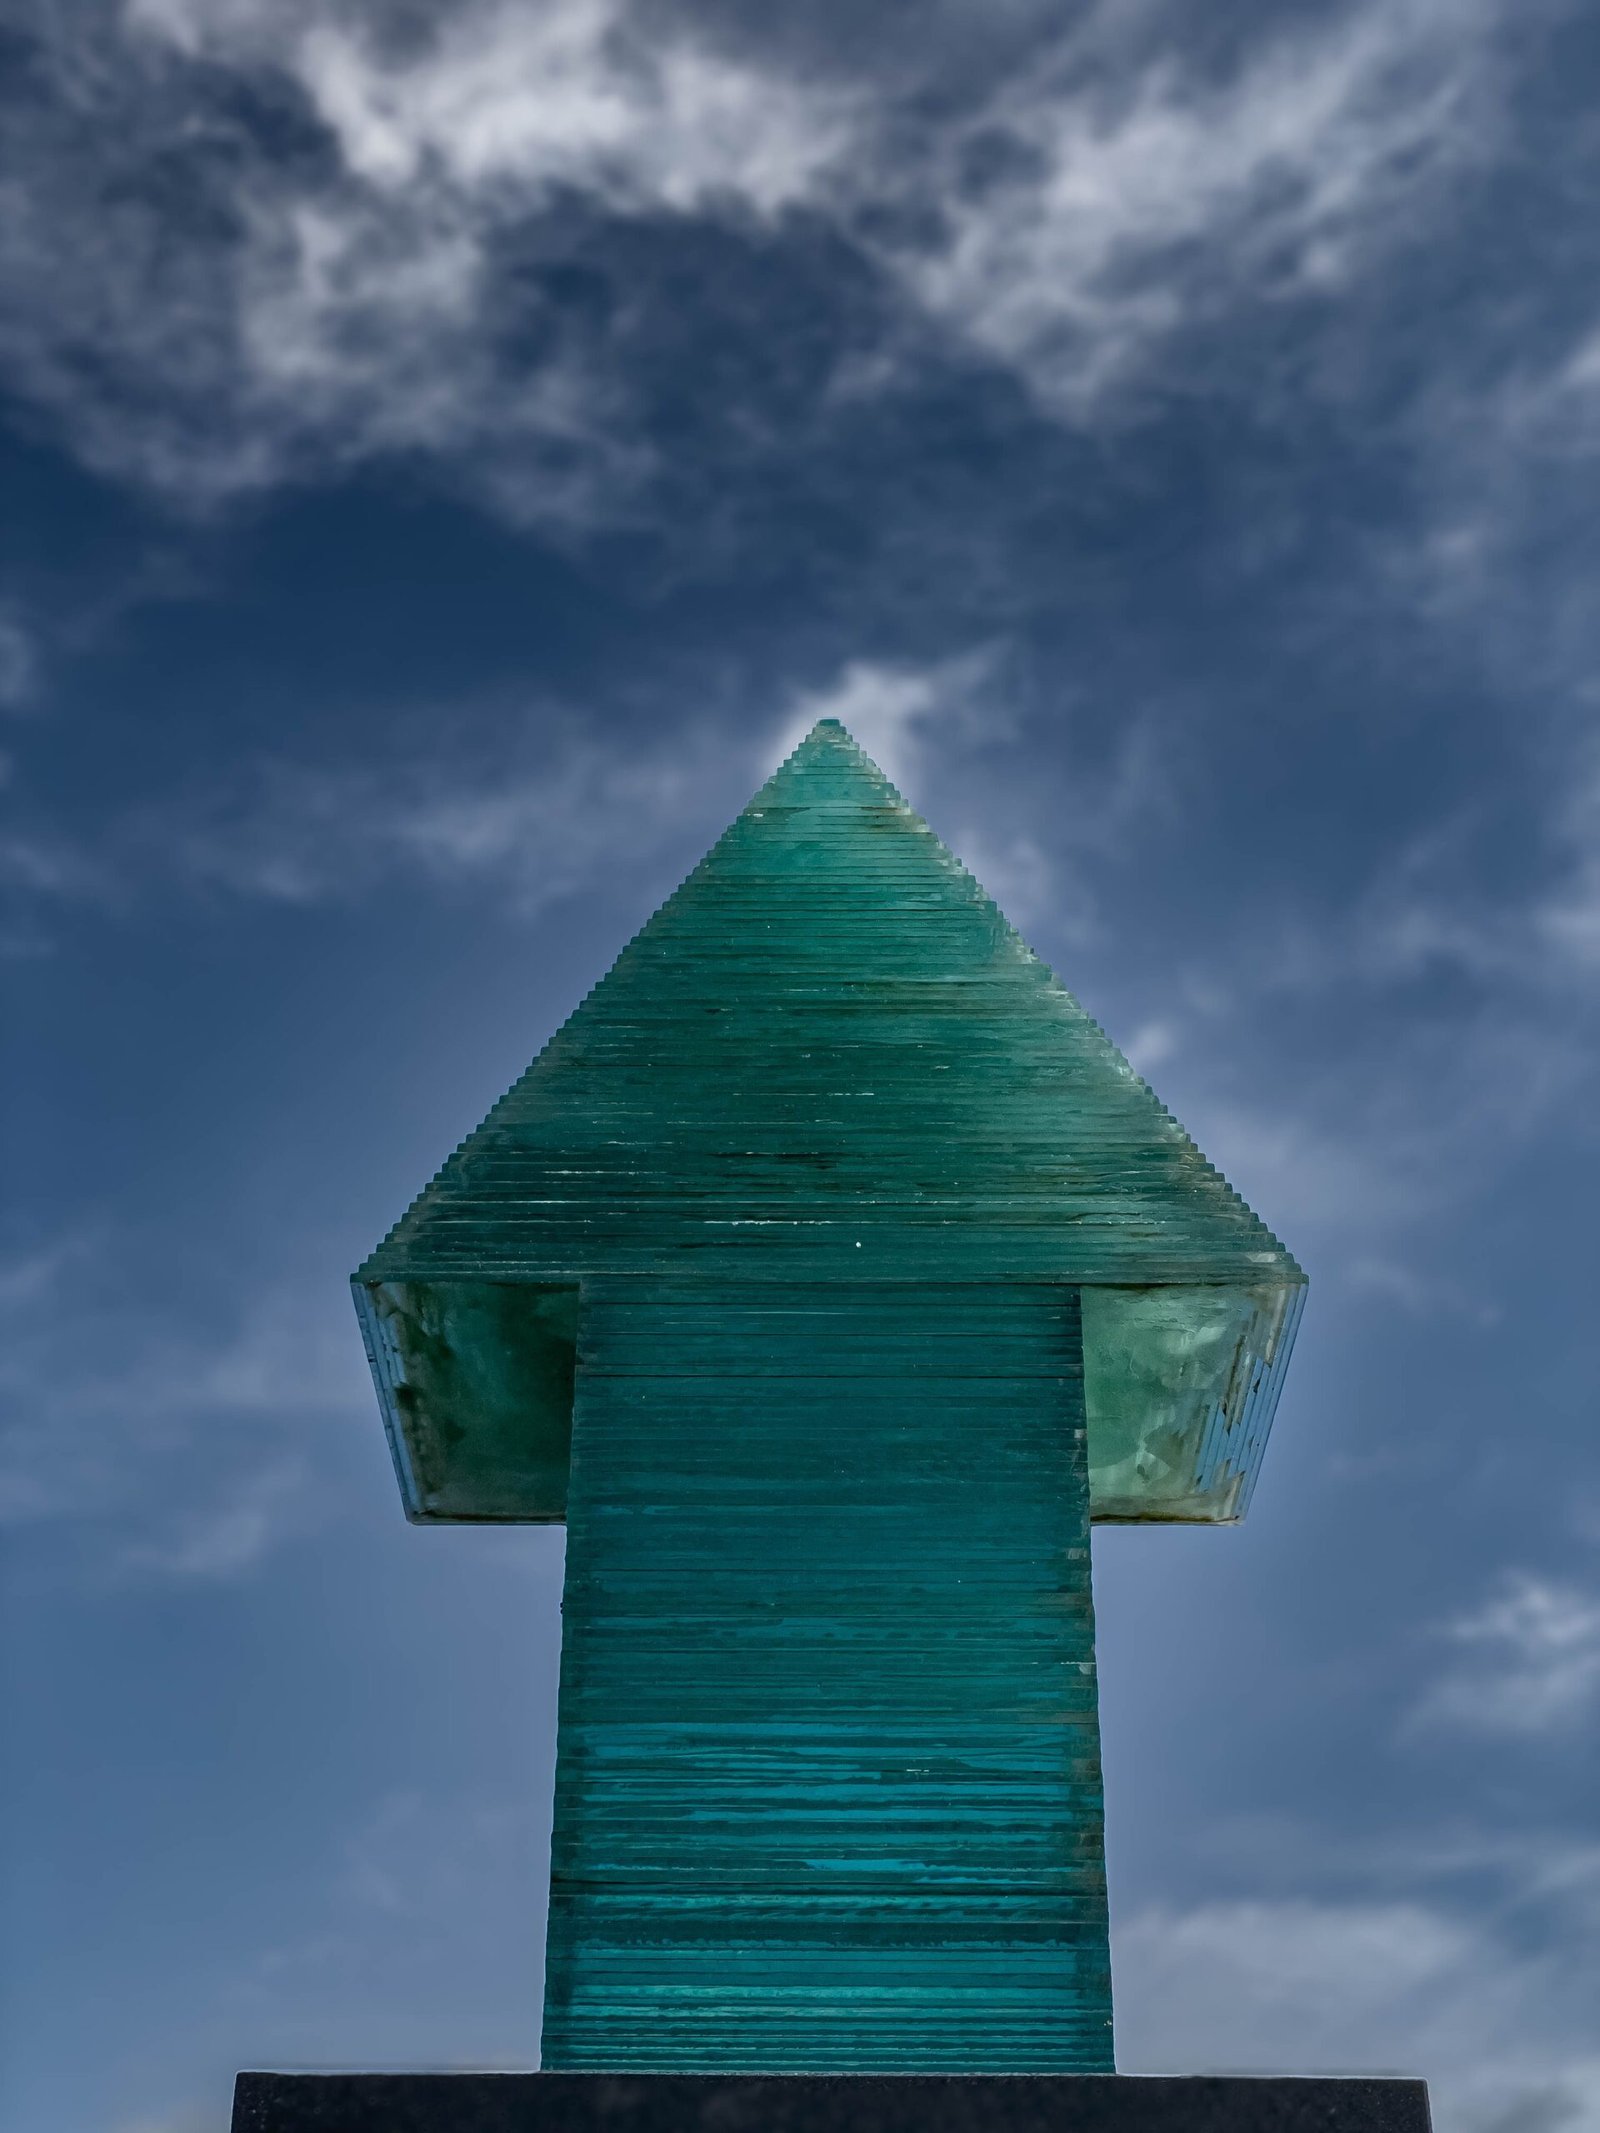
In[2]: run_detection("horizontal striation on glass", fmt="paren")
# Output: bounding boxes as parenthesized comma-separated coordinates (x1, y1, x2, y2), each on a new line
(354, 720, 1303, 1527)
(542, 1282, 1112, 2073)
(360, 722, 1300, 1291)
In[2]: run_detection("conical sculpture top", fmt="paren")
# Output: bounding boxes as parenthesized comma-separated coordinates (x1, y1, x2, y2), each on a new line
(354, 720, 1305, 2073)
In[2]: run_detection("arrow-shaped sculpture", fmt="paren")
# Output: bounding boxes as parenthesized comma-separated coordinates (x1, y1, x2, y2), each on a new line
(354, 719, 1305, 2076)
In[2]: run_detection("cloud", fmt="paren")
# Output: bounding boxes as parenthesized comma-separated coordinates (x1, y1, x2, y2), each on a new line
(1345, 748, 1600, 1001)
(331, 1786, 544, 1926)
(1178, 985, 1593, 1272)
(0, 0, 853, 523)
(1115, 1893, 1600, 2133)
(1230, 762, 1600, 1011)
(0, 1233, 371, 1580)
(140, 734, 718, 909)
(117, 1456, 315, 1579)
(0, 606, 37, 707)
(1343, 1255, 1501, 1325)
(235, 1781, 551, 2057)
(0, 651, 1190, 1000)
(1147, 714, 1600, 1258)
(1412, 1574, 1600, 1737)
(0, 0, 1514, 524)
(1534, 742, 1600, 976)
(772, 649, 1007, 790)
(1357, 289, 1600, 730)
(949, 825, 1058, 931)
(1122, 1018, 1179, 1073)
(0, 1229, 99, 1309)
(1197, 1097, 1435, 1236)
(0, 826, 118, 907)
(3, 701, 754, 928)
(891, 0, 1496, 416)
(776, 649, 1180, 942)
(0, 658, 821, 932)
(279, 1, 849, 215)
(1464, 309, 1600, 484)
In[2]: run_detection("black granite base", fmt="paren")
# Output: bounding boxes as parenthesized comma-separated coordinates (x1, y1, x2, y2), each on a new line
(232, 2073, 1431, 2133)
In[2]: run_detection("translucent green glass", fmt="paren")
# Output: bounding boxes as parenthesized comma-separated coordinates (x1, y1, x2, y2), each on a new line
(541, 1282, 1112, 2071)
(355, 721, 1303, 1529)
(352, 718, 1306, 2075)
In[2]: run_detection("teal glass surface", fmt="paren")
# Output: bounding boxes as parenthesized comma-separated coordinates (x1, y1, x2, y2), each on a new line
(355, 721, 1303, 1528)
(352, 717, 1308, 2074)
(543, 1282, 1112, 2072)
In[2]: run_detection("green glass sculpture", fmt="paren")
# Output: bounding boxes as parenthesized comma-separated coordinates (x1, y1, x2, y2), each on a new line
(354, 720, 1304, 2074)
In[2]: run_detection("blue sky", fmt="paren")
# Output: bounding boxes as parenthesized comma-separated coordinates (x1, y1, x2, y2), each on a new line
(2, 0, 1598, 2128)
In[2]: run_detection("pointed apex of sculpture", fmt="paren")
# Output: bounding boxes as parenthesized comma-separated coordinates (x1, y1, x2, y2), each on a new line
(801, 716, 858, 750)
(763, 714, 901, 794)
(776, 716, 858, 769)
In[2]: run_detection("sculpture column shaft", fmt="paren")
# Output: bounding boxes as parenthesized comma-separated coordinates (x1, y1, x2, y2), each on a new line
(541, 1281, 1112, 2073)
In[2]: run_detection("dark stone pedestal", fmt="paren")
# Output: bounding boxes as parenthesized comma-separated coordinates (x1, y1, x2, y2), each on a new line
(232, 2073, 1432, 2133)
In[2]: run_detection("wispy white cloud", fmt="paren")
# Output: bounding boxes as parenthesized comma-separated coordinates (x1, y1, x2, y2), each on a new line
(1359, 295, 1600, 714)
(0, 0, 851, 522)
(0, 1228, 100, 1309)
(330, 1786, 546, 1927)
(1229, 766, 1600, 1011)
(1146, 709, 1600, 1258)
(130, 722, 736, 911)
(1176, 992, 1590, 1263)
(1344, 1255, 1501, 1325)
(0, 1232, 370, 1579)
(1, 653, 1170, 939)
(0, 0, 1512, 521)
(0, 605, 37, 708)
(118, 1455, 315, 1579)
(949, 825, 1059, 932)
(1, 703, 752, 925)
(1176, 1809, 1600, 1937)
(1198, 1096, 1436, 1235)
(232, 1781, 551, 2060)
(287, 2, 847, 215)
(1412, 1573, 1600, 1738)
(1459, 309, 1600, 486)
(773, 648, 1008, 790)
(125, 0, 847, 214)
(1122, 1018, 1179, 1073)
(1115, 1892, 1600, 2133)
(1349, 750, 1600, 1001)
(775, 650, 1175, 941)
(0, 826, 118, 906)
(892, 0, 1496, 416)
(1534, 741, 1600, 976)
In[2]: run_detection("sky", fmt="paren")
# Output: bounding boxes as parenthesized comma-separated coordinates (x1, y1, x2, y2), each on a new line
(1, 0, 1598, 2128)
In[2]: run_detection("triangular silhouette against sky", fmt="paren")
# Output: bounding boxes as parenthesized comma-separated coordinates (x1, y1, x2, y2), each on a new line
(355, 721, 1303, 1526)
(362, 718, 1300, 1291)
